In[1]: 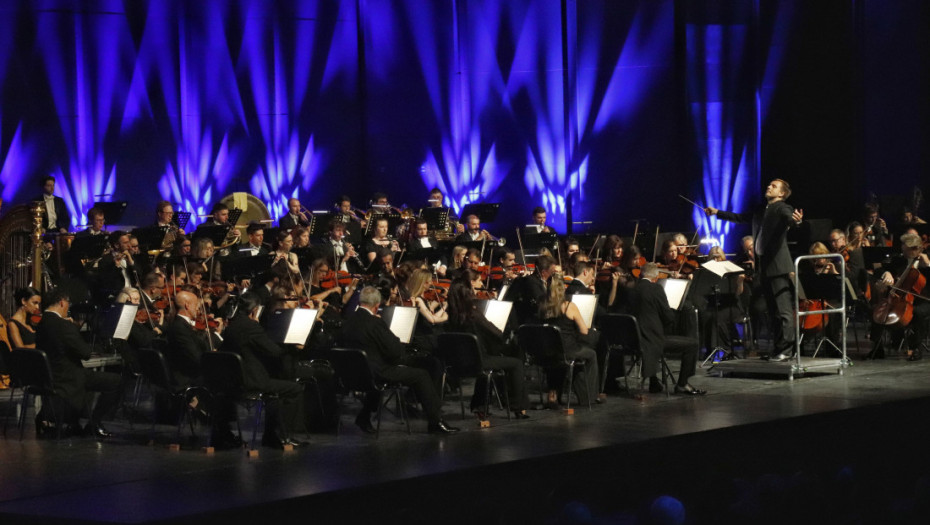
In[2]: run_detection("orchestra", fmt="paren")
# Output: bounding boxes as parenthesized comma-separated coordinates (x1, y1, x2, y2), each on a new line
(4, 177, 930, 449)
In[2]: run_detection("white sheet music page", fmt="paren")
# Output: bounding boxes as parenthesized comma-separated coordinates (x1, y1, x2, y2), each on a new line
(570, 294, 598, 329)
(285, 309, 318, 344)
(702, 259, 744, 278)
(114, 304, 138, 340)
(482, 300, 513, 333)
(388, 306, 418, 344)
(659, 279, 690, 310)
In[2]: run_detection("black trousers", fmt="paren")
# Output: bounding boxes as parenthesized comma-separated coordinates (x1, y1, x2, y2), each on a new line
(471, 355, 528, 412)
(761, 273, 796, 354)
(367, 364, 442, 425)
(664, 335, 699, 386)
(260, 378, 304, 438)
(545, 344, 598, 405)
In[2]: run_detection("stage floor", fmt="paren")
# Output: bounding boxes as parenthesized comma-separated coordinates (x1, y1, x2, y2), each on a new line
(2, 342, 929, 524)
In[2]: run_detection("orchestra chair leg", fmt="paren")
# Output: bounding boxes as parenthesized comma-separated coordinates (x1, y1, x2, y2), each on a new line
(3, 387, 15, 439)
(564, 362, 575, 412)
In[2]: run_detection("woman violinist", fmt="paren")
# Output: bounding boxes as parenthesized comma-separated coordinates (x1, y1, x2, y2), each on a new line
(445, 272, 530, 418)
(308, 258, 359, 308)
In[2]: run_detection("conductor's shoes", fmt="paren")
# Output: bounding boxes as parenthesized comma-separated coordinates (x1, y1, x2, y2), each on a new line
(85, 424, 112, 439)
(428, 420, 460, 434)
(673, 384, 707, 396)
(355, 413, 376, 434)
(769, 352, 794, 362)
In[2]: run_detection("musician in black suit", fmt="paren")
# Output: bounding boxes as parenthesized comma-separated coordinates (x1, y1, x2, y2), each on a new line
(221, 292, 305, 449)
(705, 179, 804, 361)
(278, 198, 310, 231)
(164, 291, 223, 388)
(74, 207, 107, 239)
(337, 286, 459, 434)
(234, 222, 270, 258)
(35, 288, 123, 438)
(509, 254, 557, 326)
(36, 176, 71, 233)
(631, 263, 705, 395)
(96, 231, 137, 297)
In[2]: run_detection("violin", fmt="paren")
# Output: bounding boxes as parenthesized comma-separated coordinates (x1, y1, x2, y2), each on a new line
(153, 297, 170, 310)
(29, 313, 42, 326)
(595, 259, 621, 282)
(193, 313, 220, 331)
(135, 309, 162, 324)
(319, 270, 362, 289)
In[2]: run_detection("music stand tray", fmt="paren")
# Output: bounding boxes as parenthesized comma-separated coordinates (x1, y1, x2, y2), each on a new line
(93, 201, 128, 225)
(191, 224, 231, 245)
(363, 213, 403, 237)
(69, 235, 110, 261)
(222, 254, 275, 281)
(521, 232, 558, 250)
(419, 207, 450, 231)
(131, 226, 169, 251)
(173, 211, 191, 230)
(460, 203, 501, 223)
(309, 213, 335, 238)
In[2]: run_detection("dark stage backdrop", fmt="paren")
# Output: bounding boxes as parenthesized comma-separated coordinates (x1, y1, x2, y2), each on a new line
(0, 0, 926, 250)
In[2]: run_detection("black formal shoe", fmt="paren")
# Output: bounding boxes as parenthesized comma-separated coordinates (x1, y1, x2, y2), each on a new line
(213, 430, 243, 450)
(261, 434, 288, 449)
(907, 350, 922, 361)
(85, 424, 113, 439)
(513, 411, 530, 420)
(648, 377, 664, 394)
(673, 384, 707, 396)
(428, 420, 460, 434)
(769, 351, 794, 362)
(355, 413, 376, 434)
(284, 438, 309, 448)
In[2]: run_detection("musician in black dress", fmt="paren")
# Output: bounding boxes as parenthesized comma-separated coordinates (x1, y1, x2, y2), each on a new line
(705, 179, 804, 361)
(445, 275, 529, 417)
(8, 287, 41, 349)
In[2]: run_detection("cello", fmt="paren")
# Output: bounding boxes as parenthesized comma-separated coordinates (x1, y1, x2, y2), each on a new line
(871, 244, 928, 327)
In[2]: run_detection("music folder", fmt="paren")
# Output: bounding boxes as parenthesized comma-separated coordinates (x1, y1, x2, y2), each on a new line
(570, 294, 599, 329)
(265, 308, 319, 344)
(101, 304, 138, 341)
(380, 306, 419, 344)
(477, 299, 513, 333)
(659, 278, 692, 311)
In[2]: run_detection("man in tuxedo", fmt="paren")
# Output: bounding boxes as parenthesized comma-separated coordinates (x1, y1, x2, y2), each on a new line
(337, 286, 459, 435)
(74, 207, 106, 238)
(455, 214, 495, 243)
(235, 222, 269, 258)
(96, 230, 137, 297)
(705, 179, 804, 361)
(35, 288, 123, 438)
(409, 218, 448, 276)
(278, 198, 310, 231)
(36, 176, 71, 233)
(531, 206, 558, 235)
(221, 292, 305, 449)
(312, 219, 364, 274)
(631, 263, 705, 395)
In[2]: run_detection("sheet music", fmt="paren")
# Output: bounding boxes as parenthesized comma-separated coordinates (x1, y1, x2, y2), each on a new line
(701, 259, 745, 278)
(480, 300, 513, 333)
(570, 294, 598, 329)
(113, 304, 138, 340)
(386, 306, 418, 344)
(285, 309, 318, 344)
(659, 278, 691, 310)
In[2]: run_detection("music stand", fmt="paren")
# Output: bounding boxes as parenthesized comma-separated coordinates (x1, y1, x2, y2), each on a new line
(363, 213, 403, 237)
(69, 235, 110, 262)
(694, 262, 744, 366)
(569, 294, 599, 330)
(172, 211, 191, 230)
(131, 226, 169, 252)
(798, 272, 846, 358)
(265, 308, 319, 345)
(100, 303, 138, 342)
(263, 227, 283, 246)
(521, 232, 558, 251)
(658, 278, 692, 311)
(419, 207, 450, 231)
(862, 246, 893, 270)
(406, 246, 445, 267)
(308, 213, 335, 238)
(380, 306, 418, 344)
(222, 254, 275, 281)
(460, 203, 501, 223)
(191, 224, 231, 245)
(292, 247, 315, 270)
(93, 201, 128, 225)
(476, 299, 513, 333)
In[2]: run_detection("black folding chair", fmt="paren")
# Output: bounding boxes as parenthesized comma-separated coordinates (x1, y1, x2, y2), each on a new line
(606, 314, 676, 396)
(201, 352, 276, 451)
(3, 349, 62, 440)
(517, 324, 591, 411)
(319, 348, 410, 438)
(436, 332, 510, 420)
(137, 348, 208, 444)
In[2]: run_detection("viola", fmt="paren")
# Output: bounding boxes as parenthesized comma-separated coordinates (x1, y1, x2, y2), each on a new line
(29, 314, 42, 326)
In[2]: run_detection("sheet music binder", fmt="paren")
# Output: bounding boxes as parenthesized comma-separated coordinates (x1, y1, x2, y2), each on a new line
(659, 278, 692, 311)
(265, 308, 319, 344)
(476, 299, 513, 333)
(101, 304, 138, 341)
(380, 306, 419, 344)
(570, 294, 599, 329)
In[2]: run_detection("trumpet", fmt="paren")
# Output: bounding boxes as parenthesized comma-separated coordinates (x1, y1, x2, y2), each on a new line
(482, 230, 506, 247)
